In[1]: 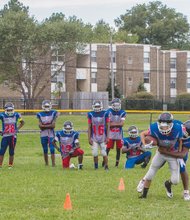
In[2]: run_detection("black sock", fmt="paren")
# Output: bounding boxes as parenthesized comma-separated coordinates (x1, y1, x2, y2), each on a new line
(141, 187, 149, 198)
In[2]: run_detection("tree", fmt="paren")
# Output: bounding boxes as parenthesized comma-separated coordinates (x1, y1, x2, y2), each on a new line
(115, 1, 190, 49)
(0, 1, 89, 108)
(106, 80, 121, 100)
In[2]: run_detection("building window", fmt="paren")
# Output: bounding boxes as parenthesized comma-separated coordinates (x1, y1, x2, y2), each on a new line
(91, 50, 97, 62)
(128, 56, 133, 64)
(170, 78, 176, 88)
(91, 71, 97, 83)
(52, 49, 65, 63)
(187, 78, 190, 88)
(144, 52, 150, 63)
(170, 58, 176, 69)
(144, 70, 150, 83)
(187, 58, 190, 69)
(51, 71, 65, 83)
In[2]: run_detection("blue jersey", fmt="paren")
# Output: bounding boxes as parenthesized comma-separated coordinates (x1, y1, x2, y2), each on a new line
(36, 110, 58, 138)
(87, 110, 109, 143)
(0, 112, 22, 137)
(123, 136, 142, 158)
(106, 108, 127, 140)
(149, 122, 183, 152)
(55, 130, 79, 158)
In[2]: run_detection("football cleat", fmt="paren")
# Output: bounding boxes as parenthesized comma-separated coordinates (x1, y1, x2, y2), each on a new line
(137, 179, 145, 193)
(183, 190, 190, 201)
(164, 180, 173, 198)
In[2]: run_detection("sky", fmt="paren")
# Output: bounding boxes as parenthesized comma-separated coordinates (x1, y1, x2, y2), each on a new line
(1, 0, 190, 27)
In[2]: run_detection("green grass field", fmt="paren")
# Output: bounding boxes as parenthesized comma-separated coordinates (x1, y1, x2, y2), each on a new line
(1, 113, 190, 220)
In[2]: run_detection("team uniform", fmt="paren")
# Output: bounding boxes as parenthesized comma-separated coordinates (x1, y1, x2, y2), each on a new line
(87, 100, 110, 170)
(0, 112, 22, 158)
(144, 122, 183, 185)
(54, 130, 84, 168)
(87, 110, 109, 157)
(107, 108, 127, 149)
(37, 110, 58, 155)
(123, 136, 151, 169)
(0, 102, 24, 168)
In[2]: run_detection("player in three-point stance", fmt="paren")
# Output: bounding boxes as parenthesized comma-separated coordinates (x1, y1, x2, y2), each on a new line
(122, 125, 151, 169)
(53, 121, 84, 169)
(106, 98, 126, 167)
(87, 100, 110, 170)
(138, 112, 183, 199)
(0, 102, 24, 168)
(37, 100, 59, 167)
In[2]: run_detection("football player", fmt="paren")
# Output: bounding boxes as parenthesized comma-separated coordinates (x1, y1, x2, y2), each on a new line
(36, 100, 59, 167)
(53, 121, 84, 169)
(122, 126, 151, 169)
(0, 102, 24, 168)
(106, 98, 126, 167)
(139, 112, 183, 199)
(87, 100, 110, 170)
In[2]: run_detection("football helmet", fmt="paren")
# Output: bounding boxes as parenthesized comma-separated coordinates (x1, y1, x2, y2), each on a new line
(42, 100, 52, 112)
(63, 121, 73, 134)
(128, 125, 139, 138)
(111, 98, 121, 111)
(157, 112, 173, 135)
(92, 100, 103, 112)
(183, 120, 190, 139)
(4, 102, 14, 116)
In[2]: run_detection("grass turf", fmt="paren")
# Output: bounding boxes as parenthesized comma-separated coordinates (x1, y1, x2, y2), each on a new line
(0, 114, 190, 220)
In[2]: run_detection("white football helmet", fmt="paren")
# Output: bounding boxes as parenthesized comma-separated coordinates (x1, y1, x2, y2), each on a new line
(92, 100, 103, 112)
(128, 125, 139, 138)
(111, 98, 121, 111)
(157, 112, 173, 135)
(4, 102, 14, 116)
(63, 121, 73, 134)
(42, 100, 52, 112)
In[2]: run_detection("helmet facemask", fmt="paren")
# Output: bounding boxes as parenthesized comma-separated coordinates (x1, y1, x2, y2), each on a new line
(4, 103, 14, 116)
(157, 122, 173, 135)
(42, 100, 52, 112)
(128, 126, 139, 138)
(92, 101, 103, 112)
(63, 121, 73, 134)
(111, 98, 121, 111)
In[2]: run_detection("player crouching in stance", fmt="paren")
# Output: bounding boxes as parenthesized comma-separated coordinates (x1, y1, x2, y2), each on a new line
(87, 100, 110, 170)
(53, 121, 84, 170)
(0, 102, 24, 168)
(122, 126, 151, 169)
(37, 100, 59, 167)
(139, 112, 183, 199)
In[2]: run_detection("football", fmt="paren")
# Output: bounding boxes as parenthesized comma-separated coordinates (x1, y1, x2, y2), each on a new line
(69, 163, 76, 169)
(144, 135, 158, 146)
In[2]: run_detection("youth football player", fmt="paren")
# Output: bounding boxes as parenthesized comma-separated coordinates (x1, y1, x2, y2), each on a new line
(0, 102, 24, 168)
(106, 98, 126, 167)
(37, 100, 58, 167)
(122, 125, 151, 169)
(53, 121, 84, 169)
(139, 112, 183, 199)
(87, 100, 110, 170)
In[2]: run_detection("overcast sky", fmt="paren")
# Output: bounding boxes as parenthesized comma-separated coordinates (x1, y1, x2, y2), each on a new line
(1, 0, 190, 27)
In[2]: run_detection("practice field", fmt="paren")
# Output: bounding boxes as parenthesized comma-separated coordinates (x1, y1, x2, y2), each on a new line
(1, 113, 190, 220)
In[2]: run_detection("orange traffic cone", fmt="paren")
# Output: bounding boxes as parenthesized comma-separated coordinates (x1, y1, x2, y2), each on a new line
(118, 178, 125, 191)
(63, 193, 72, 210)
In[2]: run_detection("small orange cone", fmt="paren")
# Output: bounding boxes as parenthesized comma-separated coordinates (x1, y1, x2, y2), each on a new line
(63, 193, 72, 210)
(118, 178, 125, 191)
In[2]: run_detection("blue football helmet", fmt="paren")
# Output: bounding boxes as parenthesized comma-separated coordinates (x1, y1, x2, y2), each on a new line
(157, 112, 173, 135)
(4, 102, 14, 116)
(111, 98, 121, 111)
(63, 121, 73, 134)
(42, 100, 52, 112)
(92, 100, 103, 112)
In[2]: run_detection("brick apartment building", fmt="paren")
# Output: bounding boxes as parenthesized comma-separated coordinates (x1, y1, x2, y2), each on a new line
(1, 43, 190, 108)
(51, 43, 190, 102)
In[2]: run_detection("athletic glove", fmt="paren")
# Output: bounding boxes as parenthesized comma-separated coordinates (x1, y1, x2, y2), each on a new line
(177, 158, 186, 168)
(142, 141, 153, 149)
